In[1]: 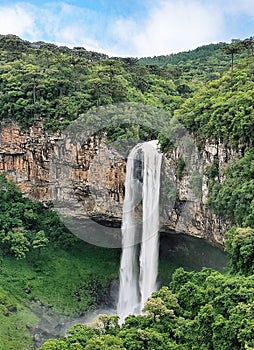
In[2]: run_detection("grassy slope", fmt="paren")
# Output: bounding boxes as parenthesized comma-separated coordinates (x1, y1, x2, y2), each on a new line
(0, 242, 120, 349)
(0, 286, 38, 350)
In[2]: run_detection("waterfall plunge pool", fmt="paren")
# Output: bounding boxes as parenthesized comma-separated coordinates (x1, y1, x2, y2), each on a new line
(158, 230, 228, 285)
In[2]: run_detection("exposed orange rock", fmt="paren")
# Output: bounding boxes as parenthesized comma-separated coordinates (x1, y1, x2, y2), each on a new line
(0, 122, 125, 218)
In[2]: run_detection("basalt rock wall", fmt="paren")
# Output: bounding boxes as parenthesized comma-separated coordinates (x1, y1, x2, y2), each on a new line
(0, 122, 232, 245)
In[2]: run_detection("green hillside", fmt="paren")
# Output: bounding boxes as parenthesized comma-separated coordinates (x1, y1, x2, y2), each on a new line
(139, 41, 249, 83)
(0, 34, 183, 132)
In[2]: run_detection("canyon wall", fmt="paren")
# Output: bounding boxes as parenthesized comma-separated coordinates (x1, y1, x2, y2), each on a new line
(0, 122, 231, 246)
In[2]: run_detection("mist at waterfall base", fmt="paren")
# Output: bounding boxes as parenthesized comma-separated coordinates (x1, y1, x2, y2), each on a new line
(117, 140, 162, 323)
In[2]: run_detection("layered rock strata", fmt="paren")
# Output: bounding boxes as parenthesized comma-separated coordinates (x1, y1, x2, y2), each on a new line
(0, 122, 232, 245)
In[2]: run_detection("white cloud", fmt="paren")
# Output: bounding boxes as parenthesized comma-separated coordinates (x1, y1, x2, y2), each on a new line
(54, 25, 109, 53)
(35, 3, 111, 53)
(0, 4, 39, 39)
(0, 2, 108, 53)
(113, 0, 225, 57)
(0, 0, 253, 58)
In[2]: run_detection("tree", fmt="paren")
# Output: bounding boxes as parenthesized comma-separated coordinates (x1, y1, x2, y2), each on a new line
(65, 324, 97, 348)
(221, 40, 243, 81)
(32, 230, 49, 253)
(84, 334, 125, 350)
(39, 339, 68, 350)
(2, 230, 30, 259)
(91, 314, 120, 335)
(242, 37, 254, 56)
(225, 227, 254, 275)
(143, 297, 175, 323)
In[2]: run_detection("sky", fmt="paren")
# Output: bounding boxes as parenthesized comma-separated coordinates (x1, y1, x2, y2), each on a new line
(0, 0, 253, 57)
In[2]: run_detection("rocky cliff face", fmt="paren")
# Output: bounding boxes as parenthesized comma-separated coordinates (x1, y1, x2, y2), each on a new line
(0, 122, 125, 218)
(0, 122, 231, 246)
(161, 141, 233, 246)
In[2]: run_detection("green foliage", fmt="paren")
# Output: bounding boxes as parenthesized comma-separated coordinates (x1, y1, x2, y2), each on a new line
(32, 230, 49, 251)
(40, 339, 69, 350)
(0, 285, 37, 350)
(176, 155, 186, 180)
(160, 177, 178, 206)
(0, 174, 74, 258)
(0, 239, 120, 348)
(206, 158, 219, 179)
(142, 296, 175, 323)
(174, 52, 254, 230)
(176, 60, 254, 147)
(0, 243, 119, 315)
(85, 334, 125, 350)
(225, 227, 254, 275)
(65, 324, 97, 347)
(221, 39, 246, 73)
(39, 267, 254, 350)
(176, 55, 254, 147)
(139, 42, 247, 85)
(2, 229, 30, 259)
(208, 150, 254, 226)
(91, 314, 120, 335)
(0, 173, 121, 347)
(0, 35, 182, 133)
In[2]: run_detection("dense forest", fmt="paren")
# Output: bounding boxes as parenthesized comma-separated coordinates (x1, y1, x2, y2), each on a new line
(0, 34, 254, 349)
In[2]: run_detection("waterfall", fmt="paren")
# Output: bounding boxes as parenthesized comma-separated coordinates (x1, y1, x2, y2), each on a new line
(117, 140, 162, 323)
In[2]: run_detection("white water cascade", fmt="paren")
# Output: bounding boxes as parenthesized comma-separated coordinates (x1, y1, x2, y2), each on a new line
(117, 140, 162, 323)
